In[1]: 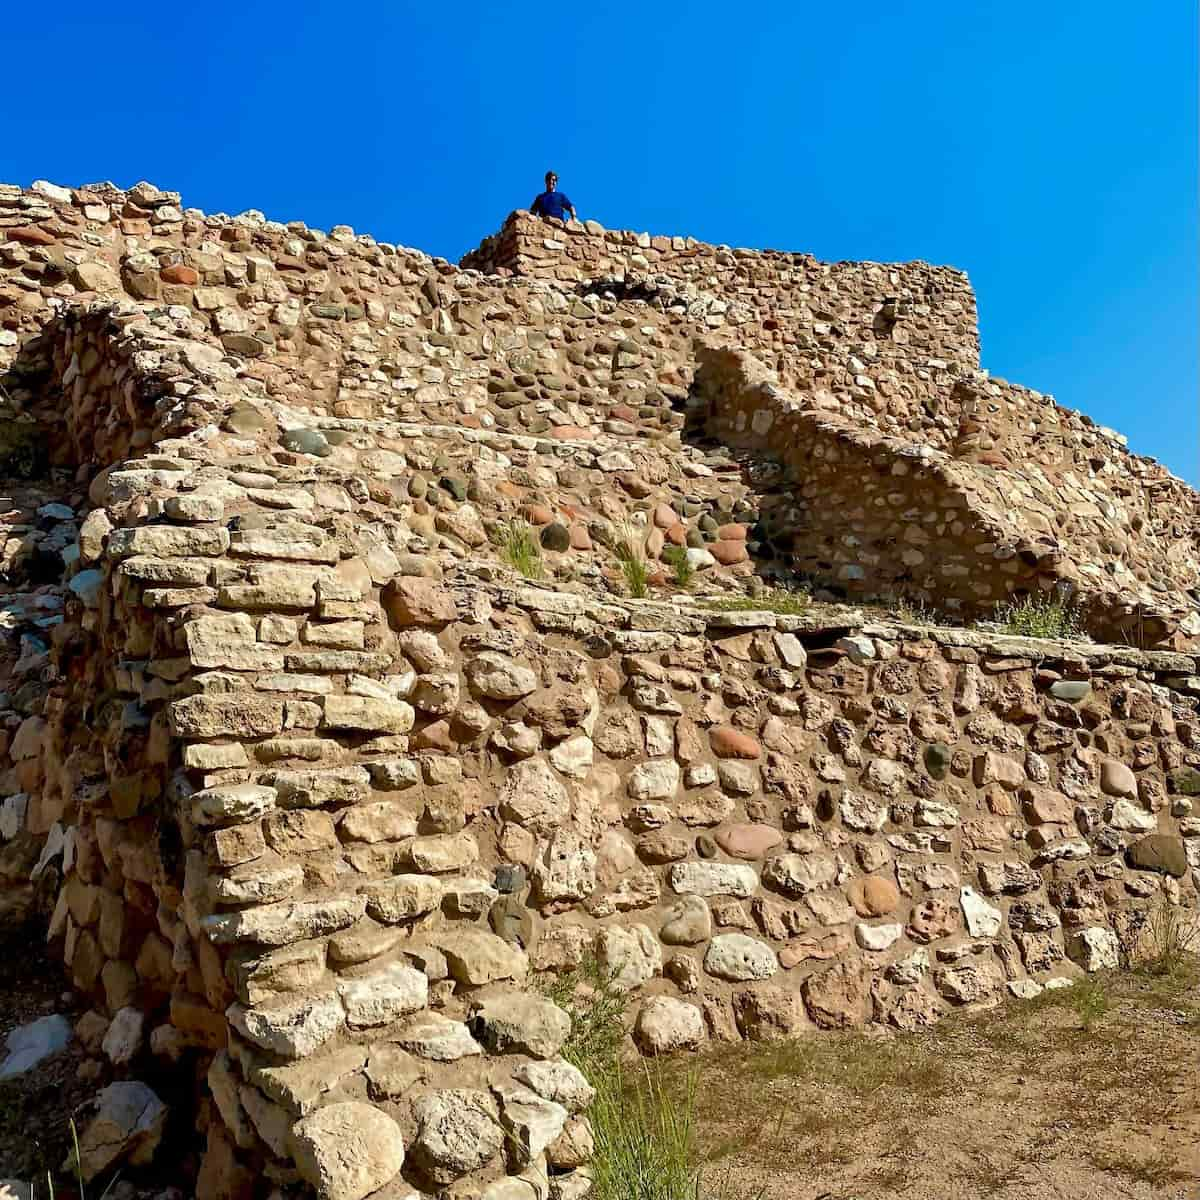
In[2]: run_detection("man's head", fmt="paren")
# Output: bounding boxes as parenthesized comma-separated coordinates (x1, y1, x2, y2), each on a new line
(544, 171, 558, 192)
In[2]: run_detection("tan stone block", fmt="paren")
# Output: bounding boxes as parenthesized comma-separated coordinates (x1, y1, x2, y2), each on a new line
(208, 822, 266, 868)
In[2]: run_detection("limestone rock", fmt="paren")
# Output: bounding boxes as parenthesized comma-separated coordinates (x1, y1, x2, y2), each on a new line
(667, 861, 758, 898)
(337, 963, 429, 1027)
(1067, 927, 1120, 971)
(494, 1081, 570, 1163)
(959, 886, 1002, 937)
(412, 1089, 505, 1184)
(74, 1082, 167, 1181)
(465, 651, 539, 699)
(633, 996, 706, 1054)
(704, 933, 778, 982)
(514, 1059, 596, 1113)
(394, 1012, 482, 1061)
(291, 1101, 406, 1200)
(595, 924, 662, 991)
(227, 991, 344, 1058)
(469, 992, 571, 1059)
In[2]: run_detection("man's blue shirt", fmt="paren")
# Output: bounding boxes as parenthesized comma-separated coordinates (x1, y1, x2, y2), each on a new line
(531, 190, 573, 220)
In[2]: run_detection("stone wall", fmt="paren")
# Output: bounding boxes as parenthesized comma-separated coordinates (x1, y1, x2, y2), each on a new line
(0, 178, 1197, 1200)
(693, 345, 1200, 646)
(462, 210, 981, 439)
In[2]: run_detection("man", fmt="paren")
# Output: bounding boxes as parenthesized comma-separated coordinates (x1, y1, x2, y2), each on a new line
(530, 171, 576, 223)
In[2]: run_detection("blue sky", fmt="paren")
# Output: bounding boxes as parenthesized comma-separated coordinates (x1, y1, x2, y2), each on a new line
(7, 1, 1197, 481)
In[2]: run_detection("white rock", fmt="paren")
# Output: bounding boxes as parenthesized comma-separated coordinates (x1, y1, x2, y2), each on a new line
(1067, 927, 1120, 972)
(595, 924, 662, 991)
(855, 922, 903, 951)
(291, 1101, 406, 1200)
(667, 861, 758, 898)
(101, 1007, 145, 1066)
(627, 759, 680, 801)
(633, 996, 706, 1054)
(703, 933, 778, 982)
(514, 1059, 595, 1113)
(337, 963, 428, 1027)
(1109, 799, 1156, 833)
(549, 734, 594, 779)
(959, 886, 1003, 938)
(227, 992, 344, 1058)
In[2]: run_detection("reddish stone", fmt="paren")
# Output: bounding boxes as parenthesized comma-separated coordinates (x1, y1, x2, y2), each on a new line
(10, 225, 55, 246)
(710, 726, 761, 759)
(848, 875, 901, 917)
(710, 540, 749, 565)
(411, 719, 456, 751)
(666, 523, 687, 546)
(568, 525, 592, 551)
(715, 823, 782, 860)
(717, 523, 748, 541)
(382, 577, 457, 626)
(779, 930, 852, 968)
(459, 414, 482, 429)
(610, 404, 638, 422)
(653, 503, 677, 529)
(523, 504, 555, 526)
(803, 961, 873, 1029)
(161, 264, 200, 285)
(906, 896, 959, 943)
(549, 424, 594, 440)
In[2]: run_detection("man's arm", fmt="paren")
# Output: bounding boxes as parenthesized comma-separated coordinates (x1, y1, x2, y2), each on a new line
(564, 195, 577, 221)
(530, 194, 543, 216)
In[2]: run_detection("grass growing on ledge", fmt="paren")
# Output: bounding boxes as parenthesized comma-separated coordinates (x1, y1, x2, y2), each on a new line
(996, 592, 1081, 639)
(697, 586, 810, 616)
(614, 526, 651, 599)
(496, 519, 544, 580)
(662, 545, 695, 590)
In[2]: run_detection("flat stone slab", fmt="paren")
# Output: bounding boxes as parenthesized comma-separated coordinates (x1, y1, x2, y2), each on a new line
(0, 1014, 72, 1080)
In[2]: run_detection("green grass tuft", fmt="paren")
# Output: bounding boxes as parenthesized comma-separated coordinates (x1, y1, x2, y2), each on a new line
(539, 957, 708, 1200)
(996, 593, 1081, 639)
(662, 545, 695, 590)
(614, 526, 651, 598)
(591, 1064, 704, 1200)
(496, 519, 544, 580)
(1070, 977, 1110, 1031)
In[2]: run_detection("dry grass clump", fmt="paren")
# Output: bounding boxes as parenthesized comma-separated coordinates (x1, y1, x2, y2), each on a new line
(1137, 898, 1200, 977)
(698, 586, 809, 616)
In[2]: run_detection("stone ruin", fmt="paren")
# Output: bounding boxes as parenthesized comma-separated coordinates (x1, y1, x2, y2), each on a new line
(0, 180, 1197, 1200)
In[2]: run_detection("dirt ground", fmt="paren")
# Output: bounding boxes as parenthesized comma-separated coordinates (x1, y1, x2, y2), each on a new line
(667, 968, 1200, 1200)
(0, 883, 94, 1191)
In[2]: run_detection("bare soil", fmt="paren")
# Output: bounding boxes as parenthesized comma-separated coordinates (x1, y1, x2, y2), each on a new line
(0, 885, 93, 1192)
(666, 969, 1200, 1200)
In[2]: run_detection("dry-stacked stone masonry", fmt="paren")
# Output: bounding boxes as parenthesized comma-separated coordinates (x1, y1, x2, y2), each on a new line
(0, 180, 1197, 1200)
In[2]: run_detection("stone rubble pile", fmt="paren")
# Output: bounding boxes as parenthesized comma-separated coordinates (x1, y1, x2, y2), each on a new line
(0, 179, 1195, 1200)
